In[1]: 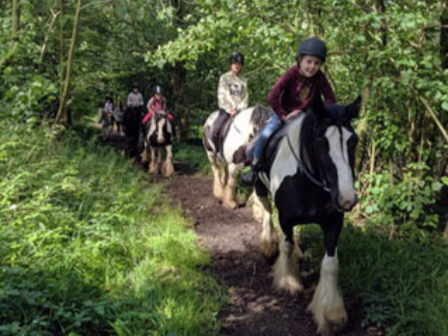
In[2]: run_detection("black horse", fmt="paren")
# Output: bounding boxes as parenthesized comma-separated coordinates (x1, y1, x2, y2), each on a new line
(254, 96, 361, 335)
(123, 106, 145, 157)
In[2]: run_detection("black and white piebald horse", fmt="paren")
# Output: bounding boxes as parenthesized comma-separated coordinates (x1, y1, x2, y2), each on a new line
(142, 111, 175, 176)
(203, 105, 274, 209)
(99, 107, 114, 139)
(254, 96, 361, 335)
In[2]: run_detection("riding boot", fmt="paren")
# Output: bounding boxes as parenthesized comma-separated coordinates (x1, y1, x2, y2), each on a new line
(241, 161, 260, 185)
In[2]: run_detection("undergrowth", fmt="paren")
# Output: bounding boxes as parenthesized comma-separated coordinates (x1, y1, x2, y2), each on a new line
(0, 122, 223, 336)
(174, 143, 210, 173)
(301, 225, 448, 336)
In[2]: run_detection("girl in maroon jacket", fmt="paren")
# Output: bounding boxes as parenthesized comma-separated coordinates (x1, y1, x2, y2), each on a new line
(243, 37, 336, 184)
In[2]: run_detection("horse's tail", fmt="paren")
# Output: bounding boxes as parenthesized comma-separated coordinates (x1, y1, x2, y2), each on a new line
(250, 105, 275, 132)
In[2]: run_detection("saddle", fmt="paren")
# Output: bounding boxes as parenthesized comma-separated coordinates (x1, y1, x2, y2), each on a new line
(216, 117, 234, 154)
(259, 123, 287, 172)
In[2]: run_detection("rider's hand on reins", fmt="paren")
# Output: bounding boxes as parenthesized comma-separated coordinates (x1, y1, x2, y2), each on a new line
(285, 109, 302, 121)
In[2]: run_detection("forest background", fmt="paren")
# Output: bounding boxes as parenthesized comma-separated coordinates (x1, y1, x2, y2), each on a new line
(1, 0, 448, 335)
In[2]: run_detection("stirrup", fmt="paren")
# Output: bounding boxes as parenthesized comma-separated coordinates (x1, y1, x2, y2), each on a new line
(241, 163, 259, 185)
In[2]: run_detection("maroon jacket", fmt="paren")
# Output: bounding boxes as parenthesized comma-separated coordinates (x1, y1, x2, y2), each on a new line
(267, 65, 336, 119)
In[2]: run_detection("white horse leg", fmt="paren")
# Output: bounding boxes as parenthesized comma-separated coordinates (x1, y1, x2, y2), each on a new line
(223, 163, 241, 209)
(141, 141, 149, 163)
(257, 195, 279, 261)
(273, 232, 303, 294)
(162, 145, 175, 177)
(249, 191, 264, 222)
(149, 147, 158, 174)
(207, 151, 224, 200)
(308, 251, 347, 336)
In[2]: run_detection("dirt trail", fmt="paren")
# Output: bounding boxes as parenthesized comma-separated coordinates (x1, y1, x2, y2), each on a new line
(165, 171, 367, 336)
(106, 136, 368, 336)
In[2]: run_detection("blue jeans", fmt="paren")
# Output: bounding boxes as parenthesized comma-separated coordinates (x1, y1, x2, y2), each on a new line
(253, 114, 281, 161)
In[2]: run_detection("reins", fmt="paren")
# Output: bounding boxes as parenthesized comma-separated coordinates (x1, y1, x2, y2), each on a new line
(286, 127, 330, 193)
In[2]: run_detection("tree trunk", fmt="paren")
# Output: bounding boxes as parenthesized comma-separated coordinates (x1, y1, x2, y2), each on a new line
(39, 10, 60, 70)
(441, 0, 448, 69)
(172, 0, 188, 140)
(11, 0, 20, 48)
(59, 0, 65, 99)
(444, 219, 448, 240)
(174, 61, 188, 140)
(55, 0, 82, 125)
(375, 0, 387, 47)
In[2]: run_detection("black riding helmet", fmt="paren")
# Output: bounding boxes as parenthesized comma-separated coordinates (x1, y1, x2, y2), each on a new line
(132, 82, 139, 89)
(154, 85, 163, 95)
(229, 52, 244, 65)
(297, 37, 327, 62)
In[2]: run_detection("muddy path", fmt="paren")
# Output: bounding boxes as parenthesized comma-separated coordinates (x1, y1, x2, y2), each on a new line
(106, 135, 369, 336)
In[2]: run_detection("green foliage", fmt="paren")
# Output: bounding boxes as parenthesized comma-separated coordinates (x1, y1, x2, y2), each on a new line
(149, 0, 448, 239)
(357, 163, 442, 240)
(301, 225, 448, 336)
(1, 75, 58, 122)
(174, 143, 210, 173)
(0, 121, 223, 335)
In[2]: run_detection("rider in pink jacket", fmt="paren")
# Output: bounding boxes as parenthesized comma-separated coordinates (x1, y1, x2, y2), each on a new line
(142, 85, 174, 124)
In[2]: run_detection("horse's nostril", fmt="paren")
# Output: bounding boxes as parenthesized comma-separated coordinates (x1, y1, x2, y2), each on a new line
(337, 195, 357, 211)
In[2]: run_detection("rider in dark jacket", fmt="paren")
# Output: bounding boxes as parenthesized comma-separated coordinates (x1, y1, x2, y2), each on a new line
(242, 37, 336, 184)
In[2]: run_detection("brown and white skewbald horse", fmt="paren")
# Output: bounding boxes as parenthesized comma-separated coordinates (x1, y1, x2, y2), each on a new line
(142, 111, 175, 176)
(253, 96, 361, 335)
(203, 105, 274, 209)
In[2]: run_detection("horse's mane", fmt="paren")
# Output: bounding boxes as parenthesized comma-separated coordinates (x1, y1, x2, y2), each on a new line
(250, 105, 275, 132)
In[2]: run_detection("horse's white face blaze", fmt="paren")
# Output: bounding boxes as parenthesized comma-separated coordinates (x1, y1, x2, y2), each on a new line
(325, 126, 356, 210)
(157, 118, 166, 143)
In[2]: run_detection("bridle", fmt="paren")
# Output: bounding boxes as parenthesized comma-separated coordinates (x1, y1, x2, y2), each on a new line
(286, 133, 330, 192)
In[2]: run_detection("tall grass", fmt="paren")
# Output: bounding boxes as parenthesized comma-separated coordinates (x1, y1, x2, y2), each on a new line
(174, 143, 210, 173)
(0, 122, 223, 336)
(301, 225, 448, 336)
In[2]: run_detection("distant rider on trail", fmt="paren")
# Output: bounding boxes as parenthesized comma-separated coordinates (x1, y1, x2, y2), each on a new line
(127, 82, 144, 110)
(142, 85, 174, 124)
(124, 82, 145, 157)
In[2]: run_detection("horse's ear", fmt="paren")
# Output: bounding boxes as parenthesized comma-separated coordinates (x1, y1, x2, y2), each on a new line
(310, 95, 328, 120)
(346, 95, 362, 120)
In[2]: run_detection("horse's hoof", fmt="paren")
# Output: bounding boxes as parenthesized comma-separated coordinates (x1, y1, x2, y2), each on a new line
(224, 200, 238, 209)
(308, 275, 347, 336)
(149, 167, 159, 174)
(213, 184, 224, 200)
(272, 252, 303, 295)
(309, 304, 347, 336)
(273, 275, 303, 295)
(163, 167, 174, 177)
(236, 196, 246, 207)
(260, 241, 279, 264)
(213, 190, 224, 200)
